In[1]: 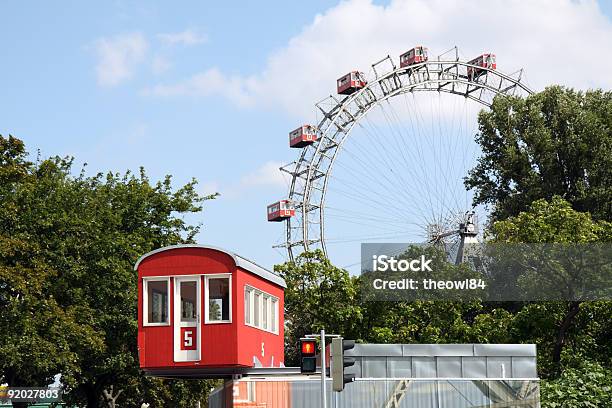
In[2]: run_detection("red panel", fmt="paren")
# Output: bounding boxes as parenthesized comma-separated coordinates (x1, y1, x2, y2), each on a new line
(235, 268, 285, 368)
(139, 247, 234, 277)
(180, 327, 197, 350)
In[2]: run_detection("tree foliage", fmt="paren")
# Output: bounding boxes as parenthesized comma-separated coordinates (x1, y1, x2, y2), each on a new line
(465, 86, 612, 222)
(489, 197, 612, 371)
(0, 135, 218, 407)
(275, 250, 362, 365)
(492, 196, 612, 243)
(541, 360, 612, 408)
(276, 249, 515, 364)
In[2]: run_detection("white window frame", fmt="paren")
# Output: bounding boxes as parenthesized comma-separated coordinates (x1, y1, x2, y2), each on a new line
(270, 297, 279, 334)
(244, 287, 251, 326)
(143, 277, 171, 327)
(204, 273, 232, 324)
(244, 285, 279, 334)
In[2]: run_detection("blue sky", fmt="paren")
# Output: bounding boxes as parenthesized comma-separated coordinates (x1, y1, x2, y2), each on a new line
(2, 0, 611, 270)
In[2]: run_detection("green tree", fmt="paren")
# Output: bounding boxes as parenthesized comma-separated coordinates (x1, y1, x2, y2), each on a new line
(0, 136, 99, 408)
(465, 86, 612, 222)
(275, 250, 362, 365)
(0, 135, 218, 407)
(491, 197, 611, 367)
(275, 248, 517, 364)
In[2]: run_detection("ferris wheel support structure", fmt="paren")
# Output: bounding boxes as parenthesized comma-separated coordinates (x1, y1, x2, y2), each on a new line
(279, 48, 533, 261)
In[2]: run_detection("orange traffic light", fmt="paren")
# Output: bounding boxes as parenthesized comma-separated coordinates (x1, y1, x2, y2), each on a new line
(301, 340, 316, 356)
(300, 339, 317, 373)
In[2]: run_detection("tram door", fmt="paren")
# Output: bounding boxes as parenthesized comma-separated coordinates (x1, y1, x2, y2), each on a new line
(174, 277, 201, 362)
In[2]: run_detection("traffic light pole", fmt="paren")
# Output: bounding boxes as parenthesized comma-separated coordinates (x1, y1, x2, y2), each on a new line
(320, 329, 326, 408)
(304, 330, 341, 408)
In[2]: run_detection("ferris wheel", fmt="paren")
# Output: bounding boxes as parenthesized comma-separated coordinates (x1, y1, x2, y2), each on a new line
(267, 46, 533, 267)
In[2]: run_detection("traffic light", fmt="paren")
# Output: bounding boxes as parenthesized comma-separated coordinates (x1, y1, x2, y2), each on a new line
(300, 339, 317, 373)
(331, 338, 355, 391)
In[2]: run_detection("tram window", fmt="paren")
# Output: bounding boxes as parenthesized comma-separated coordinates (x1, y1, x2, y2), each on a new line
(181, 281, 197, 322)
(245, 288, 252, 325)
(271, 299, 278, 332)
(262, 295, 269, 330)
(254, 292, 261, 327)
(245, 285, 279, 333)
(206, 276, 231, 323)
(145, 279, 169, 325)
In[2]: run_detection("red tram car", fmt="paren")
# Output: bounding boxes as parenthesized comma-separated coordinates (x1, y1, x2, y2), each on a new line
(467, 54, 496, 78)
(136, 245, 286, 377)
(267, 200, 295, 222)
(400, 46, 429, 68)
(289, 125, 318, 148)
(337, 71, 367, 95)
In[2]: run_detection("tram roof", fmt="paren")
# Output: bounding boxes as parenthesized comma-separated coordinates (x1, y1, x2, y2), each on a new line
(134, 244, 287, 288)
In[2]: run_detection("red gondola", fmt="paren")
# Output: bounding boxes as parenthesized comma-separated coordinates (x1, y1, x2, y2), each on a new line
(400, 46, 429, 68)
(289, 125, 318, 148)
(467, 54, 496, 78)
(136, 245, 286, 378)
(267, 200, 295, 222)
(337, 71, 367, 95)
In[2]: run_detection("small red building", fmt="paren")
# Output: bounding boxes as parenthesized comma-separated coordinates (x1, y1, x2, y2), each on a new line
(289, 125, 318, 148)
(337, 71, 367, 95)
(467, 53, 496, 78)
(400, 46, 429, 68)
(136, 245, 286, 378)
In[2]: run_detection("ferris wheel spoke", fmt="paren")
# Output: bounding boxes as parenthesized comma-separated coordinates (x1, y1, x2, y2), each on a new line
(362, 116, 436, 214)
(326, 205, 426, 225)
(380, 96, 458, 219)
(357, 113, 439, 222)
(325, 230, 429, 244)
(415, 94, 458, 218)
(325, 211, 426, 232)
(336, 144, 410, 202)
(329, 148, 432, 222)
(362, 109, 434, 200)
(331, 159, 432, 223)
(343, 125, 428, 213)
(326, 180, 425, 223)
(325, 220, 421, 237)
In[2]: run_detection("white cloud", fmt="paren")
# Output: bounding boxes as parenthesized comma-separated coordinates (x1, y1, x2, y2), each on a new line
(200, 181, 221, 196)
(240, 161, 287, 189)
(144, 67, 256, 106)
(94, 32, 148, 86)
(146, 0, 612, 117)
(157, 29, 208, 46)
(152, 55, 172, 74)
(206, 161, 288, 199)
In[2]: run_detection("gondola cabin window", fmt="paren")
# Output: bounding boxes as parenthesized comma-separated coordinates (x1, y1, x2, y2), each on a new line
(144, 277, 170, 326)
(205, 275, 231, 323)
(180, 280, 197, 322)
(245, 285, 279, 334)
